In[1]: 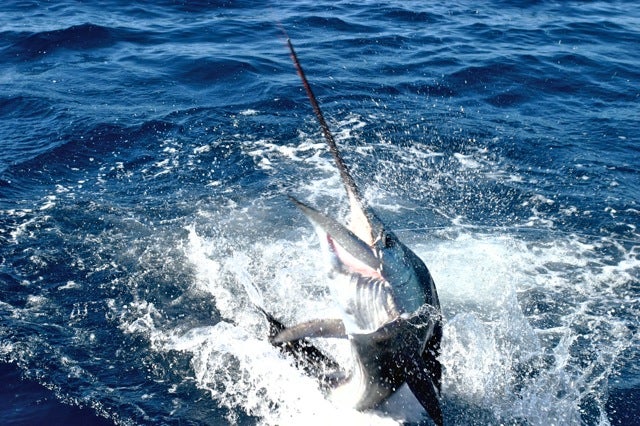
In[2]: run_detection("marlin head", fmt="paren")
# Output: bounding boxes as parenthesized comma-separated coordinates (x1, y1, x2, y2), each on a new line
(290, 196, 438, 327)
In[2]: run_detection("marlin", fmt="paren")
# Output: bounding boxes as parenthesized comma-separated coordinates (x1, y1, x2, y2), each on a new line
(265, 39, 443, 426)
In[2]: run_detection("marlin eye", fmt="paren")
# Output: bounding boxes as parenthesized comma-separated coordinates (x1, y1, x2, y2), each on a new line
(381, 233, 394, 248)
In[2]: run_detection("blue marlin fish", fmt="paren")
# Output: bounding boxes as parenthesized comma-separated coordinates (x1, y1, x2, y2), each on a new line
(265, 39, 443, 426)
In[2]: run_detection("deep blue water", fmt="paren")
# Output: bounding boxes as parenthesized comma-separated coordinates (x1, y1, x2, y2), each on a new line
(1, 1, 639, 425)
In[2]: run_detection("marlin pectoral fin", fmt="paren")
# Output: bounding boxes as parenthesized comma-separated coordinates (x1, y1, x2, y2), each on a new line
(271, 318, 346, 343)
(405, 353, 443, 426)
(290, 196, 380, 271)
(260, 309, 342, 386)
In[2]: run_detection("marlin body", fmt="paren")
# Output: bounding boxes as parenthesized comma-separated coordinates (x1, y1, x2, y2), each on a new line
(266, 40, 443, 425)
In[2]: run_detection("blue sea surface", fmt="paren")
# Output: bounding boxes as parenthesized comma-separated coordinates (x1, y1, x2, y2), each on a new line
(1, 1, 639, 425)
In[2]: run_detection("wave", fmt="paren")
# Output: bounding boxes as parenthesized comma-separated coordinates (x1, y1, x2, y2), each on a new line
(5, 23, 117, 60)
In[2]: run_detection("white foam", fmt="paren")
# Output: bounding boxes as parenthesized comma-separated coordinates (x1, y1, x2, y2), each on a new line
(58, 280, 80, 290)
(167, 321, 397, 425)
(193, 144, 212, 154)
(109, 218, 634, 426)
(420, 231, 637, 424)
(454, 152, 481, 169)
(39, 195, 57, 210)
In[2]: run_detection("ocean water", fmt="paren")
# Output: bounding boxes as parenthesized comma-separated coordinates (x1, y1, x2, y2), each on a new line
(1, 1, 639, 425)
